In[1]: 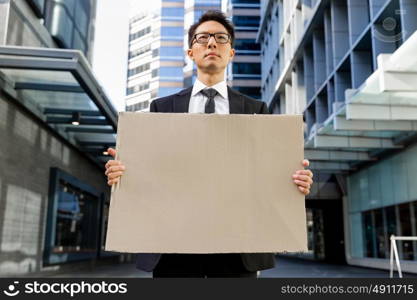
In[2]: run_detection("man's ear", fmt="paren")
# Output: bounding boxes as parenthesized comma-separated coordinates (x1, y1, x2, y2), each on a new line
(187, 49, 193, 60)
(229, 48, 235, 60)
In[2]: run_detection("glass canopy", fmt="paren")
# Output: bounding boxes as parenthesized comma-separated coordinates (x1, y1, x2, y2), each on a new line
(304, 31, 417, 173)
(0, 46, 118, 167)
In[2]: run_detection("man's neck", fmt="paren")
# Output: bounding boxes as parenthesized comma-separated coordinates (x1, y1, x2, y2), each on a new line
(197, 71, 225, 87)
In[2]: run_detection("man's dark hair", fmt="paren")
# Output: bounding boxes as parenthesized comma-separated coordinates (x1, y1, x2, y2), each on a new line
(187, 10, 235, 48)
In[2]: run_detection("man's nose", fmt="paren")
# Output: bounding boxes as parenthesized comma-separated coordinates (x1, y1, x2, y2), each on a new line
(207, 36, 217, 47)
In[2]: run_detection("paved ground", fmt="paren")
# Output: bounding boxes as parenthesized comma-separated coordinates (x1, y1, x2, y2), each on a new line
(261, 256, 408, 278)
(44, 255, 416, 278)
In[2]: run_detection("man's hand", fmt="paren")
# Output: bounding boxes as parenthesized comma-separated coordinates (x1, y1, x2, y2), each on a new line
(104, 148, 126, 186)
(292, 159, 313, 196)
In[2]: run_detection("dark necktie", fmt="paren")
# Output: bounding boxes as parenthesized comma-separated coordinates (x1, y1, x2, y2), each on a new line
(201, 88, 218, 114)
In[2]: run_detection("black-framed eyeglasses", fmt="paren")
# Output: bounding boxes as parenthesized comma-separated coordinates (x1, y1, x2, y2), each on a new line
(192, 32, 231, 45)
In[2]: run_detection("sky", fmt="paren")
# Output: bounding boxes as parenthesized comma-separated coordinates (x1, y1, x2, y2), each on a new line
(92, 1, 161, 112)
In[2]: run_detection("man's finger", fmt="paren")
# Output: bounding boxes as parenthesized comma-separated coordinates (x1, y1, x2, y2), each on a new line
(294, 180, 311, 189)
(302, 159, 309, 167)
(105, 160, 123, 169)
(108, 171, 124, 180)
(293, 174, 313, 184)
(298, 186, 310, 195)
(108, 147, 117, 158)
(105, 159, 120, 169)
(109, 165, 125, 173)
(107, 178, 120, 186)
(295, 169, 313, 178)
(105, 164, 125, 176)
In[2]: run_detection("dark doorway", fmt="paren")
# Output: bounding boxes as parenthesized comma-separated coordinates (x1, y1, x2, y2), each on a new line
(306, 199, 346, 264)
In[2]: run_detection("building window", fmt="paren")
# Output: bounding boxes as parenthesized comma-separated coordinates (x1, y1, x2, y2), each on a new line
(398, 203, 414, 260)
(47, 4, 74, 48)
(45, 0, 91, 55)
(129, 26, 151, 42)
(44, 168, 103, 265)
(151, 69, 159, 78)
(234, 39, 261, 51)
(233, 63, 261, 75)
(152, 48, 159, 58)
(126, 101, 150, 111)
(374, 209, 386, 258)
(362, 210, 376, 258)
(232, 16, 260, 27)
(126, 82, 150, 95)
(129, 44, 151, 59)
(141, 101, 149, 110)
(127, 62, 151, 77)
(362, 201, 417, 260)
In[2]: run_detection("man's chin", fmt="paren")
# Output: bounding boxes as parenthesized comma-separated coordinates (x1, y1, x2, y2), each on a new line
(201, 63, 222, 73)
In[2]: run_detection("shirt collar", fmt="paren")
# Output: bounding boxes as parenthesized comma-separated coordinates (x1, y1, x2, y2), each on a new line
(191, 78, 228, 100)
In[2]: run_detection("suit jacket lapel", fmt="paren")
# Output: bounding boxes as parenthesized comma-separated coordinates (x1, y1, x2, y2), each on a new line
(227, 86, 244, 114)
(173, 87, 193, 113)
(173, 85, 243, 114)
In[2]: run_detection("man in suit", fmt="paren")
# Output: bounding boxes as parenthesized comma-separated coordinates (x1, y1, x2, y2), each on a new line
(105, 10, 313, 278)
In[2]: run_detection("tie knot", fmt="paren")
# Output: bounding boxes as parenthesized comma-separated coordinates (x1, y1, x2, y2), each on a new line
(200, 88, 218, 100)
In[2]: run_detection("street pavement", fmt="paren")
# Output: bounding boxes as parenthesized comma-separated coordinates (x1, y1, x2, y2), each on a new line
(44, 255, 416, 278)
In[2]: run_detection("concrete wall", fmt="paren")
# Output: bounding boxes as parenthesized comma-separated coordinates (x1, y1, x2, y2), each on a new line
(0, 87, 109, 276)
(0, 0, 109, 275)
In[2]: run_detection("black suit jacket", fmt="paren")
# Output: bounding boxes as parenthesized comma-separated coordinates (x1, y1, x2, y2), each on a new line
(136, 86, 275, 272)
(150, 85, 270, 115)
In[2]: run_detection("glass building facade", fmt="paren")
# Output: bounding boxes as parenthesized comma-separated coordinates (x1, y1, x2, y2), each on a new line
(4, 0, 95, 60)
(43, 0, 93, 55)
(126, 0, 185, 112)
(349, 144, 417, 261)
(258, 0, 417, 273)
(225, 0, 262, 99)
(0, 0, 123, 275)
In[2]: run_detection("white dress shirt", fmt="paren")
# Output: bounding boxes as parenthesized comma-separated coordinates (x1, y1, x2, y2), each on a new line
(188, 78, 229, 114)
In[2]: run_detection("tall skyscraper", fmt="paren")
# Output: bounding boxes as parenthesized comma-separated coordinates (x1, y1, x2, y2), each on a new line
(224, 0, 262, 99)
(126, 0, 184, 111)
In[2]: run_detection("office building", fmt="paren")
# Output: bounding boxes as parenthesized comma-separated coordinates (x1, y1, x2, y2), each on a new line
(258, 0, 417, 272)
(0, 0, 119, 275)
(224, 0, 262, 99)
(126, 0, 184, 111)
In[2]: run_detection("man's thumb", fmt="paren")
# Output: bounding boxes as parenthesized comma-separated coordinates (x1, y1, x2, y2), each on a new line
(107, 147, 116, 158)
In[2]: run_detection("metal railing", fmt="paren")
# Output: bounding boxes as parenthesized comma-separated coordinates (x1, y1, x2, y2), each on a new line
(389, 235, 417, 278)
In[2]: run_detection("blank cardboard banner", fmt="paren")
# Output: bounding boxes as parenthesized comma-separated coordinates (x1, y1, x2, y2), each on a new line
(105, 113, 307, 254)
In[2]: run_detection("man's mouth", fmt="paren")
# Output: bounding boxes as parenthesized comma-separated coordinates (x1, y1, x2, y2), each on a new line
(205, 53, 220, 57)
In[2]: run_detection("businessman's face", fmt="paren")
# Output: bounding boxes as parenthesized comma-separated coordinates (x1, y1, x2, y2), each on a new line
(187, 21, 235, 75)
